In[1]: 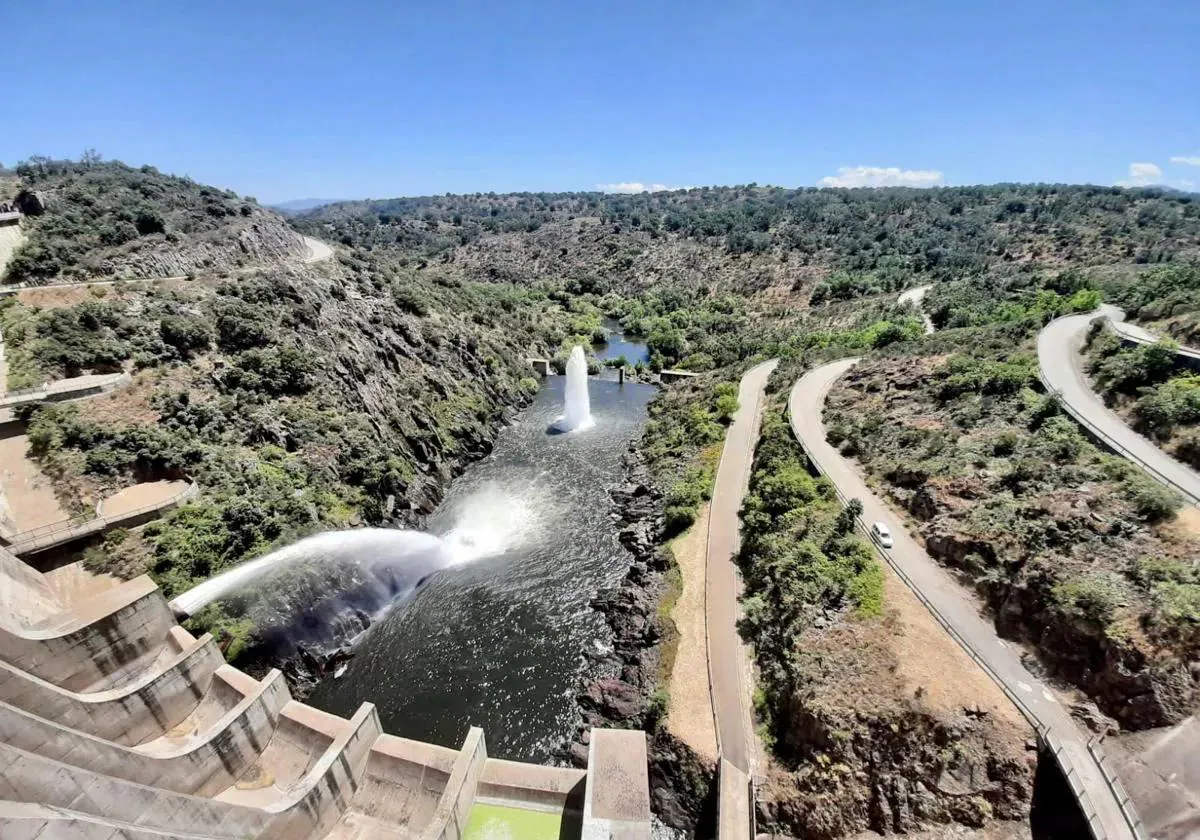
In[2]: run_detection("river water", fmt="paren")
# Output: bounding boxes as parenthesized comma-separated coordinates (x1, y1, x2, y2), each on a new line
(308, 374, 656, 761)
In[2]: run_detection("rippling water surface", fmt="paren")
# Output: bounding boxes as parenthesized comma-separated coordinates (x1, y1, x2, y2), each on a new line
(308, 376, 656, 760)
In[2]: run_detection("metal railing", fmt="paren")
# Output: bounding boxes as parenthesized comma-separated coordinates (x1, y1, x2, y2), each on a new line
(5, 483, 198, 551)
(788, 381, 1145, 840)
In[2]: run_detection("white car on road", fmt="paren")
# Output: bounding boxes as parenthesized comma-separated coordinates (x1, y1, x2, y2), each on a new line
(870, 521, 893, 549)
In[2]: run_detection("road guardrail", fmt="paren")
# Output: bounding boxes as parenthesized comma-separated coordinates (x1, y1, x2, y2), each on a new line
(5, 483, 198, 554)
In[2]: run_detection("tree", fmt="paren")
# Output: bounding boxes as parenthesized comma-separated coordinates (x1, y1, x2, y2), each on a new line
(834, 498, 863, 536)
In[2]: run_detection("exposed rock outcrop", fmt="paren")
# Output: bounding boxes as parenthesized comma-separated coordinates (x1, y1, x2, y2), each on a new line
(93, 212, 308, 280)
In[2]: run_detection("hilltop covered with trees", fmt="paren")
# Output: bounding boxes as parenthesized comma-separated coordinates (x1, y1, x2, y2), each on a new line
(1, 156, 305, 284)
(295, 183, 1200, 299)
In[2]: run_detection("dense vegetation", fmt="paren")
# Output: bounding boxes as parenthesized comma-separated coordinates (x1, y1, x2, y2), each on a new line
(297, 184, 1200, 285)
(5, 265, 574, 656)
(1, 157, 271, 284)
(1104, 264, 1200, 344)
(1085, 324, 1200, 468)
(739, 403, 883, 746)
(9, 155, 1200, 796)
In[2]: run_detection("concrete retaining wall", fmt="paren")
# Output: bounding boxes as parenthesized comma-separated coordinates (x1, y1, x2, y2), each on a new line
(260, 702, 382, 840)
(717, 758, 752, 840)
(0, 667, 289, 797)
(3, 702, 383, 840)
(352, 734, 458, 832)
(582, 729, 652, 840)
(478, 758, 585, 812)
(0, 545, 59, 625)
(0, 575, 174, 691)
(8, 481, 199, 557)
(0, 628, 223, 745)
(423, 726, 488, 840)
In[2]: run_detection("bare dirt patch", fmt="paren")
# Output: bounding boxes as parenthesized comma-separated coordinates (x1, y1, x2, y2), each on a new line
(81, 366, 187, 429)
(0, 434, 72, 533)
(1159, 505, 1200, 541)
(664, 502, 718, 762)
(883, 567, 1027, 729)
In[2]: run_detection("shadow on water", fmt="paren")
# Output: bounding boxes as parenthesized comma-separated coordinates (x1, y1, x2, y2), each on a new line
(1031, 748, 1092, 840)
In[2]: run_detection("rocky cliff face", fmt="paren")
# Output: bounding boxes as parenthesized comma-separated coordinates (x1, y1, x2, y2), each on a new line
(2, 158, 311, 285)
(759, 678, 1033, 840)
(91, 211, 309, 280)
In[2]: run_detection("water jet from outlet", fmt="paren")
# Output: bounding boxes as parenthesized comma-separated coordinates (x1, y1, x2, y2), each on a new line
(551, 345, 593, 433)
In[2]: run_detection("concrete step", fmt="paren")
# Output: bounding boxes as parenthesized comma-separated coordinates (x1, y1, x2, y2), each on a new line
(0, 626, 224, 745)
(0, 574, 173, 691)
(0, 667, 290, 797)
(1, 702, 382, 840)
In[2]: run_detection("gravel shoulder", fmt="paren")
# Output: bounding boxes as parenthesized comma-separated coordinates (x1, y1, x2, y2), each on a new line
(664, 502, 718, 762)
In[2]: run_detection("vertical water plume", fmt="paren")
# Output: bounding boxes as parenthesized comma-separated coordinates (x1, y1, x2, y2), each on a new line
(553, 346, 593, 432)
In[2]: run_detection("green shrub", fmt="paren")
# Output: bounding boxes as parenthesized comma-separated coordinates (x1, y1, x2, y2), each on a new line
(1122, 473, 1181, 521)
(1052, 573, 1129, 624)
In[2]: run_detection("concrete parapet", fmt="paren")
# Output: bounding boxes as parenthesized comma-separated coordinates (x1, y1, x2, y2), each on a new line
(7, 481, 199, 557)
(717, 758, 752, 840)
(347, 733, 459, 832)
(0, 575, 174, 691)
(582, 728, 652, 840)
(0, 630, 223, 745)
(423, 726, 488, 840)
(0, 667, 289, 797)
(0, 545, 59, 625)
(0, 371, 131, 410)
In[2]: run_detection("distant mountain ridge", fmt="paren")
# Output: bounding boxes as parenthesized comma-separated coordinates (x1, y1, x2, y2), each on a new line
(271, 197, 347, 214)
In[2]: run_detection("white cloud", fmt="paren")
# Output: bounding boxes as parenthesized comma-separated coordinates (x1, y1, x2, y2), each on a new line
(817, 166, 945, 189)
(1171, 155, 1200, 166)
(1116, 162, 1164, 187)
(597, 182, 678, 193)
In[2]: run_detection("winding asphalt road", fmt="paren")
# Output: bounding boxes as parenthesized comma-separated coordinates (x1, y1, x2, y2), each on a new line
(1037, 307, 1200, 505)
(301, 235, 334, 263)
(706, 358, 777, 775)
(789, 358, 1140, 840)
(898, 283, 935, 334)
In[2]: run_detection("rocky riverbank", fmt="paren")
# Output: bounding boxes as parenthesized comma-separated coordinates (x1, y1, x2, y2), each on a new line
(563, 446, 717, 832)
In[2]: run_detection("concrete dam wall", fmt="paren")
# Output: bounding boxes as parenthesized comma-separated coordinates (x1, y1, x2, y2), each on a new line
(0, 544, 653, 839)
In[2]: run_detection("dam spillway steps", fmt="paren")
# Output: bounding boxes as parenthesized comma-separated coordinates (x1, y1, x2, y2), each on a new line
(0, 543, 653, 839)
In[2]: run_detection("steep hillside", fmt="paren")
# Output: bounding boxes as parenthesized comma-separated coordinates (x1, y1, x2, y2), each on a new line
(2, 157, 306, 284)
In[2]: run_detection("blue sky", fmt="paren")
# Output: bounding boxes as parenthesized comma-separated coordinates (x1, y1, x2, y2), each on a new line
(6, 0, 1199, 202)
